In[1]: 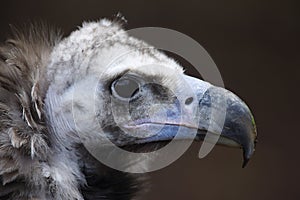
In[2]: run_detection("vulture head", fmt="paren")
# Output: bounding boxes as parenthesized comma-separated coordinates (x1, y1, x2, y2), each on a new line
(0, 19, 257, 199)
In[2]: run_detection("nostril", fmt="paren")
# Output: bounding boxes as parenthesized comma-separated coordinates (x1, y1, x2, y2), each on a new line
(185, 97, 194, 105)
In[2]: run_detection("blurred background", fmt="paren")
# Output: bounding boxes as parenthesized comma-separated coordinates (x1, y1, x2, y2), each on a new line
(1, 0, 299, 199)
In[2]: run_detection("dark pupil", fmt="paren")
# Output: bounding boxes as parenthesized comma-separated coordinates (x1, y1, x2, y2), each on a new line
(114, 78, 139, 98)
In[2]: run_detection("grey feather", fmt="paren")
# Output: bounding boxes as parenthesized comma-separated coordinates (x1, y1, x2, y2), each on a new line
(0, 20, 148, 200)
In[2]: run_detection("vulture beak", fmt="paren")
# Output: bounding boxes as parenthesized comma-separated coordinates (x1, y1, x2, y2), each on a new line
(184, 76, 257, 167)
(124, 75, 257, 167)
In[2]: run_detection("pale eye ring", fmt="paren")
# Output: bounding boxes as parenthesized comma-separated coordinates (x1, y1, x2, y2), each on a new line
(111, 75, 141, 100)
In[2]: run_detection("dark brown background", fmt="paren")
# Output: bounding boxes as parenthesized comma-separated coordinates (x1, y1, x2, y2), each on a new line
(1, 0, 299, 199)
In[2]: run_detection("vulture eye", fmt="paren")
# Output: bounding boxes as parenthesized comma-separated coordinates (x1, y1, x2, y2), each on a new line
(111, 75, 141, 100)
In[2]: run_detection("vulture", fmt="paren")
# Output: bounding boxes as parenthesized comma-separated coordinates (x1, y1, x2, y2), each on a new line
(0, 19, 257, 200)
